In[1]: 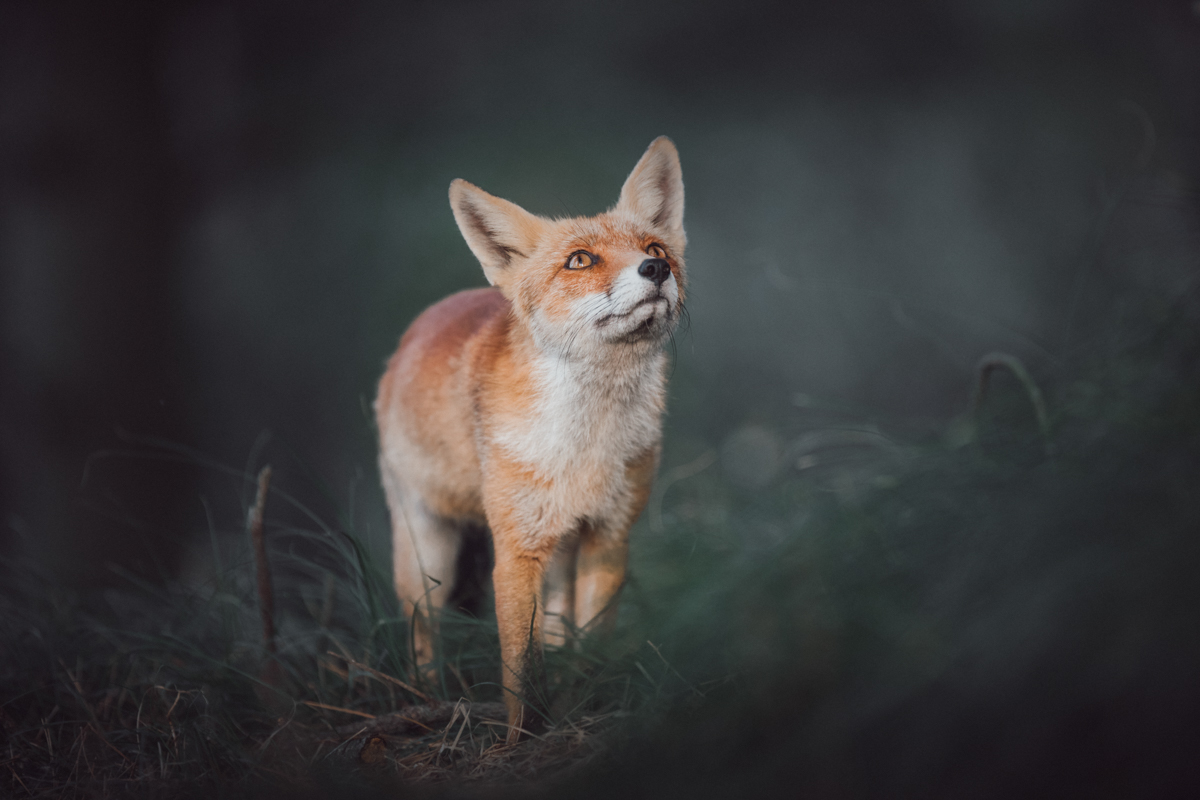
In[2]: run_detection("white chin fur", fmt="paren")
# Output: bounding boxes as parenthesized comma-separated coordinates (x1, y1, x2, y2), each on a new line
(605, 297, 671, 342)
(593, 264, 679, 341)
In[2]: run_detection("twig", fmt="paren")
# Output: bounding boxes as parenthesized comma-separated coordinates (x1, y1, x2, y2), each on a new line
(479, 719, 548, 743)
(87, 723, 135, 768)
(7, 763, 30, 795)
(303, 701, 375, 720)
(333, 701, 507, 737)
(324, 651, 432, 704)
(439, 700, 471, 761)
(247, 466, 275, 657)
(447, 662, 474, 702)
(646, 640, 704, 699)
(971, 352, 1053, 456)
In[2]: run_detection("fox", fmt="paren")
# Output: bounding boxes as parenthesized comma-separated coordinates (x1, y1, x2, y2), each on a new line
(375, 137, 686, 743)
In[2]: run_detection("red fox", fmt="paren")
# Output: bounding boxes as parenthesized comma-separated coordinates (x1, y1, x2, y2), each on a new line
(375, 137, 686, 743)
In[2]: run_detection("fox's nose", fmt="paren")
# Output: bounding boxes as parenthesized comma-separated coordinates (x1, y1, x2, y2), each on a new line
(637, 258, 671, 286)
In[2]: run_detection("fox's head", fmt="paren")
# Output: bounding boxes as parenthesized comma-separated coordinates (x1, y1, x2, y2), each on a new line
(449, 137, 686, 360)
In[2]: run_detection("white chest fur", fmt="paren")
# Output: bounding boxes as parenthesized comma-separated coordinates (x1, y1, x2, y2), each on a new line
(487, 350, 666, 537)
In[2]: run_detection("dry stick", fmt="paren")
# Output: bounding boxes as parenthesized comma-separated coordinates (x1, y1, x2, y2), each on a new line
(88, 723, 135, 768)
(303, 701, 376, 720)
(333, 701, 507, 737)
(247, 466, 284, 701)
(325, 651, 433, 704)
(447, 662, 474, 702)
(248, 466, 275, 655)
(7, 763, 30, 795)
(971, 353, 1053, 457)
(646, 640, 704, 699)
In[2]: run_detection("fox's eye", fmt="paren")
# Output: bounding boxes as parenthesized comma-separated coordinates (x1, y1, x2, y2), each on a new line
(646, 243, 667, 259)
(565, 251, 595, 270)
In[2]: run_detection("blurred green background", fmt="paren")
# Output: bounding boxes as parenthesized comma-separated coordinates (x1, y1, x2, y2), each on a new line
(3, 0, 1195, 586)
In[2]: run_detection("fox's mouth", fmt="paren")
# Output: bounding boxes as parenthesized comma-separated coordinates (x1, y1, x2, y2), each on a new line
(595, 294, 668, 328)
(595, 294, 674, 344)
(629, 317, 657, 336)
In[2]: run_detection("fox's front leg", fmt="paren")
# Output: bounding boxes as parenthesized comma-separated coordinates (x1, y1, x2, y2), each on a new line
(488, 514, 557, 745)
(482, 460, 561, 748)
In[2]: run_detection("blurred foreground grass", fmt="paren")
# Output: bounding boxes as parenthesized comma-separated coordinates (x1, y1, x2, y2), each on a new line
(3, 288, 1199, 798)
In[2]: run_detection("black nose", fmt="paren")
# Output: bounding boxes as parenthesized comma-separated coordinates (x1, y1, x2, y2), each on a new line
(637, 258, 671, 286)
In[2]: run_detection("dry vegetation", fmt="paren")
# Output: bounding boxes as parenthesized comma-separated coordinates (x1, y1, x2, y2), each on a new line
(0, 453, 694, 796)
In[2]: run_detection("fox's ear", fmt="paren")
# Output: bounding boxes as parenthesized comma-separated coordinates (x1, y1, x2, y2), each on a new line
(616, 136, 686, 247)
(449, 179, 543, 287)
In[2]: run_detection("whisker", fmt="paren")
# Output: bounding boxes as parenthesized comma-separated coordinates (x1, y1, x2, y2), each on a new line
(678, 301, 692, 341)
(668, 328, 678, 377)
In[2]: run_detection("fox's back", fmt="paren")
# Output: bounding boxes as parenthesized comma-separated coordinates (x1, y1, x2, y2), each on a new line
(375, 287, 509, 519)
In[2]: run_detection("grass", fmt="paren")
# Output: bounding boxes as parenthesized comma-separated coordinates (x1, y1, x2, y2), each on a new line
(0, 442, 684, 796)
(4, 287, 1200, 797)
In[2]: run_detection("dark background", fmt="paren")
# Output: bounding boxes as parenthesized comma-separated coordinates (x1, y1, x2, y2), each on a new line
(1, 0, 1197, 591)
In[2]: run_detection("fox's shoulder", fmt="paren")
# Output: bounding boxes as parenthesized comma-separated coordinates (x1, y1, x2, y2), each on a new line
(377, 288, 509, 412)
(402, 287, 509, 353)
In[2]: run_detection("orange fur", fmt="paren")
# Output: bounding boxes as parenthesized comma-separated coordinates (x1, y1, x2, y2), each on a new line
(376, 137, 687, 743)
